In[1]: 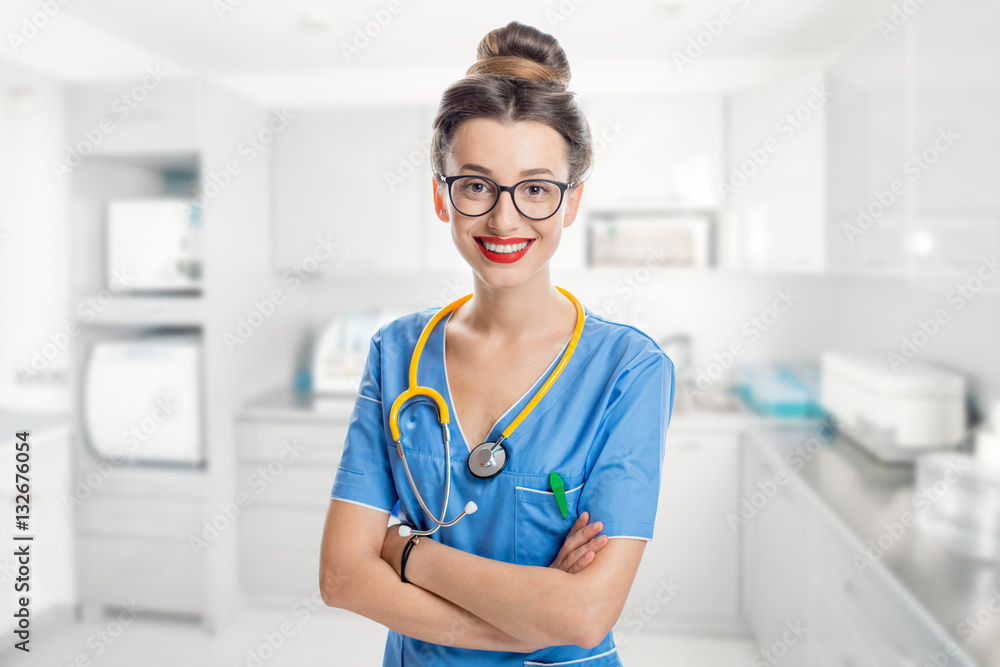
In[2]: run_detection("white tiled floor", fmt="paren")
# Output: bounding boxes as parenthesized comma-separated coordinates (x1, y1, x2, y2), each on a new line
(1, 605, 755, 666)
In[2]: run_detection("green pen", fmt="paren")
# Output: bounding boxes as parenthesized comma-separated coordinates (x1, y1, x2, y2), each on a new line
(549, 471, 569, 519)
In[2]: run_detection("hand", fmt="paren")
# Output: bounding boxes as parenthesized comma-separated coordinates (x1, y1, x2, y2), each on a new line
(549, 511, 608, 574)
(381, 523, 411, 578)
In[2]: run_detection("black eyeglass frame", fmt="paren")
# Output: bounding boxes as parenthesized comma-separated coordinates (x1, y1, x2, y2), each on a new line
(441, 174, 575, 221)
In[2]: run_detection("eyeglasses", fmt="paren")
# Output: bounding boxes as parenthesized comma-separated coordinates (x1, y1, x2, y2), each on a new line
(441, 174, 573, 221)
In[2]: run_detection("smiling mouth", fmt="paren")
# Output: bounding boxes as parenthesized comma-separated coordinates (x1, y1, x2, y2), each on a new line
(473, 236, 535, 264)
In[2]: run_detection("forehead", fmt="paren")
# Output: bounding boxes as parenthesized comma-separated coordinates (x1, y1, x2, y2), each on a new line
(447, 118, 569, 179)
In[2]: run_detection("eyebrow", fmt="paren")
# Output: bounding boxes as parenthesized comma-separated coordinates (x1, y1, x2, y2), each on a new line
(459, 163, 555, 178)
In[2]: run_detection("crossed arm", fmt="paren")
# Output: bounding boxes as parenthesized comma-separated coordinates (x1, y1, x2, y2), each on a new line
(319, 498, 646, 652)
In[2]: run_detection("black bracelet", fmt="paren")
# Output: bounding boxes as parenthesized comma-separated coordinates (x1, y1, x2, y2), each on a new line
(400, 535, 420, 584)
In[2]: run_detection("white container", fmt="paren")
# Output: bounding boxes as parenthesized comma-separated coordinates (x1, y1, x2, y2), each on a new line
(916, 453, 1000, 561)
(820, 352, 966, 459)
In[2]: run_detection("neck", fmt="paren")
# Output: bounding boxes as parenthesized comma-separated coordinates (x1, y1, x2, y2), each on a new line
(459, 268, 567, 341)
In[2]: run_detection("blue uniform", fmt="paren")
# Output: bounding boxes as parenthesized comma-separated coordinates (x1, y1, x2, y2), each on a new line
(330, 303, 675, 666)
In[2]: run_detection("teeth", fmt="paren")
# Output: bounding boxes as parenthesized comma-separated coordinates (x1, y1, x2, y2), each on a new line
(482, 240, 530, 254)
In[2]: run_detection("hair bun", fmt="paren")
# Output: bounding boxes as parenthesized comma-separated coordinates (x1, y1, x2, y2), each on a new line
(466, 21, 571, 88)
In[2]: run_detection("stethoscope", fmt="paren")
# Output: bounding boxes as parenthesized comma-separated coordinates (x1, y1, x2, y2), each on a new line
(389, 286, 585, 537)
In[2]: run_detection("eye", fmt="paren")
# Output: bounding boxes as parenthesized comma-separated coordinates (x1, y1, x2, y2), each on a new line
(521, 181, 552, 197)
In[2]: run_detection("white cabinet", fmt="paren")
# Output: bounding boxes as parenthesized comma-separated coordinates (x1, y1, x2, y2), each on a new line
(727, 0, 1000, 279)
(579, 95, 724, 213)
(741, 436, 812, 664)
(271, 106, 429, 273)
(742, 433, 979, 667)
(235, 403, 353, 604)
(619, 431, 742, 636)
(723, 70, 827, 272)
(66, 77, 202, 156)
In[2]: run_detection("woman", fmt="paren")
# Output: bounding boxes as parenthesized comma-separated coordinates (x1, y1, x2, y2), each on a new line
(320, 20, 675, 666)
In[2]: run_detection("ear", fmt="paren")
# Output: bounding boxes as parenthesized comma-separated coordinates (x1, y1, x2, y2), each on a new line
(561, 182, 584, 229)
(432, 177, 450, 222)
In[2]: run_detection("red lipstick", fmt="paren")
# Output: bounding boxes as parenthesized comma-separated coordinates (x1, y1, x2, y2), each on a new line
(474, 236, 535, 264)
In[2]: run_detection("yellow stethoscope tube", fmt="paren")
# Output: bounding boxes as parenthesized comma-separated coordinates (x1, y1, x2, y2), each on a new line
(388, 286, 585, 536)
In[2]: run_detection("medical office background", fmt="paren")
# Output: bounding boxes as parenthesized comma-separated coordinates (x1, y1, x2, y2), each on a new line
(1, 0, 999, 665)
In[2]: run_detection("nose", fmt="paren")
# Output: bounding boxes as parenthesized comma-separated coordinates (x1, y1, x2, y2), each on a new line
(487, 188, 522, 232)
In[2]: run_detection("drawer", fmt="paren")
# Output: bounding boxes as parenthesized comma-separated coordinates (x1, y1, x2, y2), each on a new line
(237, 420, 348, 466)
(77, 534, 204, 616)
(236, 462, 336, 509)
(239, 505, 328, 548)
(810, 580, 885, 667)
(76, 495, 207, 539)
(240, 543, 322, 598)
(812, 514, 974, 665)
(71, 456, 207, 499)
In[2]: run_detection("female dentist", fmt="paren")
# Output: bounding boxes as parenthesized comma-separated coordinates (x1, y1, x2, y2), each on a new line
(320, 20, 675, 667)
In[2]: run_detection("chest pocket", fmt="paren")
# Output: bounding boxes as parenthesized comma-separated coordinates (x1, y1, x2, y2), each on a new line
(513, 477, 585, 567)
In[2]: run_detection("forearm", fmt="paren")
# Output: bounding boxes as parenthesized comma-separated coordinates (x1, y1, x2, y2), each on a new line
(323, 549, 543, 652)
(402, 538, 604, 648)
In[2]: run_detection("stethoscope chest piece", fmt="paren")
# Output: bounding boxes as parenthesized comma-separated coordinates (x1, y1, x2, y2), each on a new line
(468, 440, 508, 479)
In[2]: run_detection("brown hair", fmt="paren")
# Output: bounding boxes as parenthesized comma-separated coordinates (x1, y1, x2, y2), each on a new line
(430, 21, 594, 186)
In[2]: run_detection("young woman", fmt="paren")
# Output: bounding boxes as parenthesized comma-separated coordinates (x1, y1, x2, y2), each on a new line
(320, 21, 675, 666)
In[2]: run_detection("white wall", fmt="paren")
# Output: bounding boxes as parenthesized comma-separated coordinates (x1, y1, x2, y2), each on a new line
(0, 61, 68, 412)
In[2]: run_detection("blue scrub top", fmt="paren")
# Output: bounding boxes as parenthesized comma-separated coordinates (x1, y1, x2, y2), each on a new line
(331, 303, 675, 667)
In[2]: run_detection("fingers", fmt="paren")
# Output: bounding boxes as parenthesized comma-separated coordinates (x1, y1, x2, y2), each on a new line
(550, 512, 590, 569)
(565, 534, 609, 574)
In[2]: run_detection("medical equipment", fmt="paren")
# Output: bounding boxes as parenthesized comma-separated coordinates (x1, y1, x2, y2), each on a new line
(390, 286, 586, 537)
